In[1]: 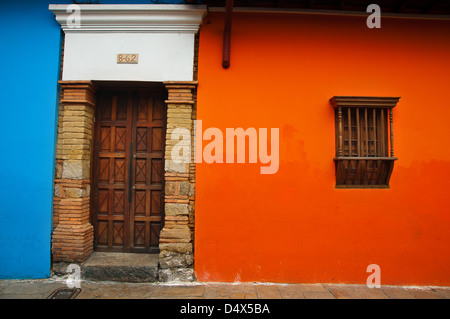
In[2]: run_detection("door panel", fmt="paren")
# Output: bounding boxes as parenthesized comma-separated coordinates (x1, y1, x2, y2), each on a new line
(92, 89, 165, 253)
(130, 92, 165, 252)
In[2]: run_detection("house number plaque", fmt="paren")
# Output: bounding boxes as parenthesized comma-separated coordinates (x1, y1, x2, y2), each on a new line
(117, 54, 138, 64)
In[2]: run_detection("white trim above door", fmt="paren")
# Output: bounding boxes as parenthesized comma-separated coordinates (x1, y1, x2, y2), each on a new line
(49, 4, 207, 82)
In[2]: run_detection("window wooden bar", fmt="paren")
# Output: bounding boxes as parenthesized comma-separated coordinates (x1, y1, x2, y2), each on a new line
(364, 108, 369, 157)
(373, 108, 377, 157)
(336, 160, 343, 184)
(353, 159, 360, 184)
(389, 107, 394, 157)
(368, 159, 377, 185)
(356, 107, 361, 157)
(348, 107, 352, 156)
(377, 159, 385, 185)
(338, 107, 343, 157)
(380, 108, 385, 157)
(361, 159, 368, 185)
(344, 159, 351, 183)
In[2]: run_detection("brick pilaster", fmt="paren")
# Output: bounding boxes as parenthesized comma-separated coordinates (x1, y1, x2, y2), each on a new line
(158, 81, 197, 281)
(52, 81, 96, 263)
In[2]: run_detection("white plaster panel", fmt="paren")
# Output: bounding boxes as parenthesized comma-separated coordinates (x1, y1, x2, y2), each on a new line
(62, 32, 195, 82)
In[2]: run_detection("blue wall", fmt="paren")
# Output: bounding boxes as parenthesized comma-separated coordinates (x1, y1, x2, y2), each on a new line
(0, 0, 189, 279)
(0, 0, 70, 279)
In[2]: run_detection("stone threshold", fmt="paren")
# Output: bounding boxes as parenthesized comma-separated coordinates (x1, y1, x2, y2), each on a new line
(54, 252, 159, 283)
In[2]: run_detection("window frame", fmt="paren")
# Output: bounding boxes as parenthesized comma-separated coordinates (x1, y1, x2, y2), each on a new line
(330, 96, 400, 188)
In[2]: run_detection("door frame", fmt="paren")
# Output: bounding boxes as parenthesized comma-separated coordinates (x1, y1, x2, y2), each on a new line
(51, 80, 198, 282)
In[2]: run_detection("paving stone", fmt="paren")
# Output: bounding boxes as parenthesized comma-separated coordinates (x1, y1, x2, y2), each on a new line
(230, 293, 246, 299)
(75, 284, 117, 299)
(352, 286, 389, 299)
(107, 285, 152, 299)
(244, 293, 258, 299)
(297, 284, 327, 292)
(76, 289, 103, 299)
(278, 286, 305, 299)
(228, 284, 257, 294)
(434, 288, 450, 299)
(407, 288, 444, 299)
(86, 290, 124, 299)
(150, 285, 205, 298)
(0, 293, 45, 299)
(149, 296, 205, 299)
(0, 281, 64, 297)
(75, 282, 152, 299)
(0, 281, 10, 293)
(327, 285, 358, 299)
(256, 286, 282, 299)
(303, 291, 336, 299)
(382, 287, 415, 299)
(203, 285, 230, 298)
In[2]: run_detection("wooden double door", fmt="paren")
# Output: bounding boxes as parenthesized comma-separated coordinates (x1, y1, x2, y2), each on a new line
(92, 89, 166, 253)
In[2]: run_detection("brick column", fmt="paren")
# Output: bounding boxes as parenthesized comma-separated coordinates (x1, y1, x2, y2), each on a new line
(52, 81, 96, 263)
(158, 81, 197, 281)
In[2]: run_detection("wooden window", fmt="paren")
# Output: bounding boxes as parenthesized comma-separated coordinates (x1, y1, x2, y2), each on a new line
(330, 96, 400, 188)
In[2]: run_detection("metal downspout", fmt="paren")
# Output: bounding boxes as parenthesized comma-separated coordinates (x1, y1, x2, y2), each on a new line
(222, 0, 233, 68)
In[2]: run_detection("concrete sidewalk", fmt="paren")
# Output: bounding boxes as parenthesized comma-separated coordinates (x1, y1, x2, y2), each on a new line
(1, 277, 449, 299)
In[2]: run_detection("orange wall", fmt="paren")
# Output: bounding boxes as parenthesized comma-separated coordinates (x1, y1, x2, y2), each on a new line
(195, 12, 450, 285)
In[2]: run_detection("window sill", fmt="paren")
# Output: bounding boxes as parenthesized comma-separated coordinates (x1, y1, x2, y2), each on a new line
(334, 157, 397, 187)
